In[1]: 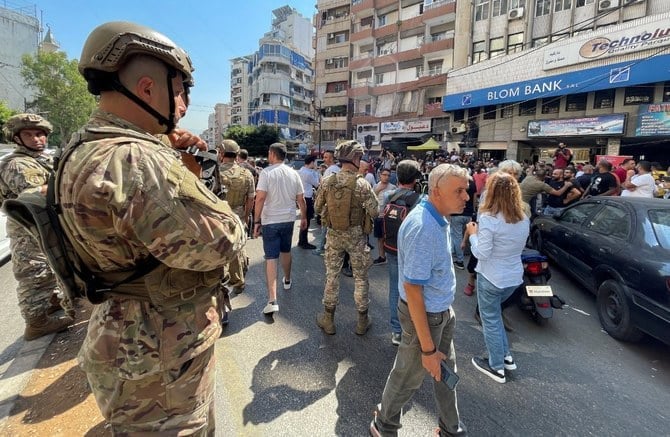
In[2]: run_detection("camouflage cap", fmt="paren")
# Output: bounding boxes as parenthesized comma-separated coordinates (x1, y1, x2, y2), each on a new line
(4, 113, 53, 139)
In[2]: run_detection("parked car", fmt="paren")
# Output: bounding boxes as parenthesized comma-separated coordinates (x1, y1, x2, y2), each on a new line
(530, 197, 670, 345)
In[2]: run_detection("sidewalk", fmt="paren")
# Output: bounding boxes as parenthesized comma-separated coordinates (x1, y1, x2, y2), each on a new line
(0, 303, 107, 436)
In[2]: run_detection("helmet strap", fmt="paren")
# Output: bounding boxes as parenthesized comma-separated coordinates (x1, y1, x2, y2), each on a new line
(110, 67, 177, 134)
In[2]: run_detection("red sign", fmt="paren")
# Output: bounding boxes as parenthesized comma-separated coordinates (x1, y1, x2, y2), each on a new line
(595, 155, 633, 168)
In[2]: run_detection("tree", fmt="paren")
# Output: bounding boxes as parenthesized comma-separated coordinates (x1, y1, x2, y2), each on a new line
(0, 101, 17, 143)
(21, 51, 96, 146)
(224, 124, 280, 157)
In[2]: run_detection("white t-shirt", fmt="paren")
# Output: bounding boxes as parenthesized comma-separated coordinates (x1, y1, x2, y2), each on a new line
(298, 166, 320, 198)
(324, 164, 341, 178)
(621, 173, 656, 198)
(364, 173, 376, 187)
(257, 163, 304, 225)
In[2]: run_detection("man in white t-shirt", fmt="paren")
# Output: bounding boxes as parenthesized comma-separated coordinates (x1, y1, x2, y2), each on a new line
(621, 160, 657, 198)
(254, 143, 308, 315)
(323, 149, 341, 178)
(372, 168, 396, 265)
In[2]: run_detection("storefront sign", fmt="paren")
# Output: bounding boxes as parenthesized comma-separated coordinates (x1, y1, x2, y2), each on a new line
(635, 103, 670, 136)
(544, 16, 670, 70)
(381, 121, 406, 133)
(527, 114, 626, 137)
(443, 54, 670, 110)
(406, 120, 431, 133)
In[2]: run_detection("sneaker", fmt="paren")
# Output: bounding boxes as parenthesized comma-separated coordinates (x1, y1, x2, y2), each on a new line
(391, 332, 401, 346)
(454, 260, 465, 270)
(282, 276, 292, 290)
(299, 243, 317, 250)
(471, 357, 505, 383)
(263, 301, 279, 315)
(463, 283, 475, 296)
(372, 257, 387, 266)
(504, 354, 517, 371)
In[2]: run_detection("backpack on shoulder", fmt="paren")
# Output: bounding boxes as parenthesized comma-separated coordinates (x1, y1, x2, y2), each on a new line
(382, 189, 420, 255)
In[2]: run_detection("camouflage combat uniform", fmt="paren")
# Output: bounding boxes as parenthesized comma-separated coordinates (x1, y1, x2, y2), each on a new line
(0, 145, 73, 321)
(316, 169, 378, 318)
(219, 161, 255, 293)
(59, 110, 245, 435)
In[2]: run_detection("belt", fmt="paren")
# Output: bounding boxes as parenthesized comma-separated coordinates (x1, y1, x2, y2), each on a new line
(399, 298, 450, 316)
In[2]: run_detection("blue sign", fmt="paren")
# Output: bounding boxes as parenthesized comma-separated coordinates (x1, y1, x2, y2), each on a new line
(527, 114, 627, 138)
(443, 54, 670, 111)
(635, 103, 670, 136)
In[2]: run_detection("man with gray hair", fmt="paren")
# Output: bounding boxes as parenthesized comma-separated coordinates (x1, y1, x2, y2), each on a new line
(371, 163, 469, 437)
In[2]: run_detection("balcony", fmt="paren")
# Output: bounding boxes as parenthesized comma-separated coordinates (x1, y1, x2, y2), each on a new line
(348, 80, 373, 99)
(420, 35, 454, 55)
(349, 52, 373, 70)
(351, 0, 373, 14)
(319, 12, 350, 28)
(351, 23, 374, 44)
(374, 22, 397, 39)
(423, 0, 456, 21)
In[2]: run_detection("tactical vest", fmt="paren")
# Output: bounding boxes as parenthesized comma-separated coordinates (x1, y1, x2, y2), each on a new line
(0, 151, 52, 205)
(2, 126, 224, 307)
(324, 172, 365, 231)
(220, 164, 248, 208)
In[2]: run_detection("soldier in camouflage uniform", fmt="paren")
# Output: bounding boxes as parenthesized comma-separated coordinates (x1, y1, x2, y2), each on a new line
(63, 22, 245, 435)
(315, 140, 378, 335)
(217, 139, 254, 294)
(0, 114, 74, 341)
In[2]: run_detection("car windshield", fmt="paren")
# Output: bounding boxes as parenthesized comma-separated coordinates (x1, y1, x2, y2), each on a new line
(648, 209, 670, 249)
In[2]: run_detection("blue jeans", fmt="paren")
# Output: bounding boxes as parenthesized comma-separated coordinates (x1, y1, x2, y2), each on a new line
(476, 275, 517, 371)
(387, 253, 400, 335)
(543, 205, 564, 216)
(449, 215, 471, 263)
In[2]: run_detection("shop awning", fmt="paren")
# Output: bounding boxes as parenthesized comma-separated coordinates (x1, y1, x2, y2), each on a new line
(407, 137, 441, 151)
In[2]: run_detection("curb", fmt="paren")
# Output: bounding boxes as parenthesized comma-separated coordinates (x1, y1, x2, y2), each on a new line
(0, 333, 54, 428)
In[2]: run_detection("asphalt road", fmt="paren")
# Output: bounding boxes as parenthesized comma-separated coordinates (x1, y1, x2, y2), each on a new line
(0, 223, 668, 436)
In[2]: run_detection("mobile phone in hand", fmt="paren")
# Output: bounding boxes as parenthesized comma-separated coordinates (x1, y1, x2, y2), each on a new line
(440, 360, 460, 390)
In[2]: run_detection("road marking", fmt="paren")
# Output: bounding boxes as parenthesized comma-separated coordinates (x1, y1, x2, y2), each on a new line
(570, 307, 590, 316)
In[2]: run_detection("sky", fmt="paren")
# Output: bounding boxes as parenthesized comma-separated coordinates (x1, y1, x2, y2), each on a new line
(23, 0, 315, 133)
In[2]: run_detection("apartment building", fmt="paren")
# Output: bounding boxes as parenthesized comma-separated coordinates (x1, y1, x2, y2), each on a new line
(231, 6, 315, 142)
(442, 0, 670, 165)
(344, 0, 457, 152)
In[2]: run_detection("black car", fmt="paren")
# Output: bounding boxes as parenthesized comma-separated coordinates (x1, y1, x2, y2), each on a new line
(530, 197, 670, 345)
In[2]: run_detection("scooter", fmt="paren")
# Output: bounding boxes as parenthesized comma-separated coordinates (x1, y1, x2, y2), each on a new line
(515, 248, 564, 324)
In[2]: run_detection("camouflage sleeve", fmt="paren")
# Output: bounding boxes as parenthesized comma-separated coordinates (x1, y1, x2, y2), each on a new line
(314, 180, 327, 215)
(112, 145, 245, 271)
(5, 159, 48, 196)
(358, 179, 379, 218)
(245, 169, 255, 197)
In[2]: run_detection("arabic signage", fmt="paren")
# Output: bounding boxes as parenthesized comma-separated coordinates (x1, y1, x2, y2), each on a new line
(443, 54, 670, 111)
(527, 114, 626, 138)
(635, 103, 670, 136)
(406, 120, 431, 132)
(544, 16, 670, 70)
(381, 121, 406, 133)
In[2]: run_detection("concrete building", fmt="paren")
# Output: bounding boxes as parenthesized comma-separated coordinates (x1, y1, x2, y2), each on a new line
(209, 103, 232, 145)
(343, 0, 458, 153)
(442, 0, 670, 165)
(234, 5, 315, 141)
(0, 4, 40, 111)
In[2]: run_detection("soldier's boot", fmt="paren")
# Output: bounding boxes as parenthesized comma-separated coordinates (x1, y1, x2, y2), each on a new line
(355, 310, 371, 336)
(316, 306, 336, 335)
(24, 313, 73, 341)
(45, 293, 62, 315)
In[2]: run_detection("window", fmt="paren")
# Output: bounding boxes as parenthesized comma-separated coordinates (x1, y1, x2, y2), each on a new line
(490, 37, 505, 58)
(541, 98, 560, 114)
(326, 81, 348, 93)
(492, 0, 508, 17)
(378, 14, 387, 26)
(519, 100, 536, 116)
(375, 73, 384, 85)
(428, 60, 443, 75)
(508, 32, 524, 53)
(554, 0, 571, 12)
(475, 0, 490, 21)
(576, 0, 594, 6)
(558, 203, 599, 225)
(565, 93, 587, 111)
(428, 96, 442, 104)
(532, 37, 549, 47)
(416, 65, 424, 77)
(468, 107, 480, 118)
(664, 82, 670, 102)
(510, 0, 526, 7)
(326, 57, 348, 69)
(473, 41, 487, 64)
(594, 89, 615, 109)
(624, 84, 656, 105)
(483, 105, 497, 120)
(588, 206, 630, 240)
(453, 110, 465, 123)
(501, 105, 513, 118)
(535, 0, 551, 16)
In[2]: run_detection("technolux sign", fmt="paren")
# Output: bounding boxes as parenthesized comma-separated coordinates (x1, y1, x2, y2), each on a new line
(442, 54, 670, 111)
(543, 15, 670, 70)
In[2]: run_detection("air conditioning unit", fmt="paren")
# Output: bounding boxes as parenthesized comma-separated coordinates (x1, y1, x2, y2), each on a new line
(508, 7, 524, 20)
(598, 0, 620, 11)
(451, 124, 466, 134)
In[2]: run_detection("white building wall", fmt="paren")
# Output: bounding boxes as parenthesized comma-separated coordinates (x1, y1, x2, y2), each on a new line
(0, 7, 39, 111)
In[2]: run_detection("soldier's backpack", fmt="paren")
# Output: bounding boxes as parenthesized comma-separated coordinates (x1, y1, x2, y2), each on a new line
(382, 189, 421, 255)
(219, 165, 248, 208)
(323, 173, 358, 231)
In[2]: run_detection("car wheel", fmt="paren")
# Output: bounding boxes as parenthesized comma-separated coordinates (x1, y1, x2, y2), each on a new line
(531, 229, 543, 252)
(596, 279, 644, 342)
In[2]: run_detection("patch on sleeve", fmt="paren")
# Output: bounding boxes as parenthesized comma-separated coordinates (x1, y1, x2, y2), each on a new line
(167, 160, 232, 215)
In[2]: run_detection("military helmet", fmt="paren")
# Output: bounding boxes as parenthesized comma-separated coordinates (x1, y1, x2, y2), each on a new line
(334, 140, 365, 163)
(4, 113, 52, 139)
(78, 21, 194, 90)
(220, 139, 240, 155)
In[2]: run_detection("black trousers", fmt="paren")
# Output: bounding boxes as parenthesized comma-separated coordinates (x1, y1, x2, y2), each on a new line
(298, 197, 314, 245)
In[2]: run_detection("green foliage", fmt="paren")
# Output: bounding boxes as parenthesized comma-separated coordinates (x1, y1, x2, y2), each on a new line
(0, 101, 17, 143)
(224, 124, 280, 157)
(21, 51, 96, 146)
